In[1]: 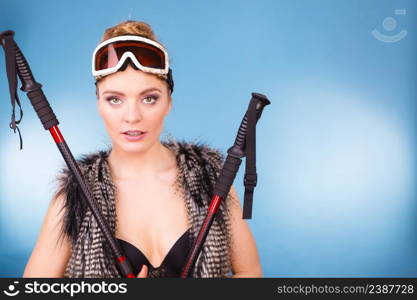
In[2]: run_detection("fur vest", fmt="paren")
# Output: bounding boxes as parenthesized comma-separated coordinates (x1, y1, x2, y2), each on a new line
(53, 138, 233, 278)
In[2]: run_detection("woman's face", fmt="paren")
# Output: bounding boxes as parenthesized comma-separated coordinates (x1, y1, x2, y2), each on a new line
(96, 65, 172, 154)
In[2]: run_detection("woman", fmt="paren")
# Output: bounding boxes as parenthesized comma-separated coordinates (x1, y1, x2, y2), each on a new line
(23, 20, 262, 278)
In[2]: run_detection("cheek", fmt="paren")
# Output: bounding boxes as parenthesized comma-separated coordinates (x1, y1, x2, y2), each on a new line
(144, 107, 168, 129)
(99, 103, 121, 133)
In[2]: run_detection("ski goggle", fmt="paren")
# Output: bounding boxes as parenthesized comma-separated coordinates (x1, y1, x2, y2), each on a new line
(92, 35, 173, 93)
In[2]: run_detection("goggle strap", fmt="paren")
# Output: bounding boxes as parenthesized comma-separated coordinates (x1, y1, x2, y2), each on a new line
(167, 68, 174, 94)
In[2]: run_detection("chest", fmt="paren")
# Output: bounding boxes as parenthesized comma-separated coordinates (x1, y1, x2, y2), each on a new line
(114, 175, 187, 224)
(112, 171, 191, 267)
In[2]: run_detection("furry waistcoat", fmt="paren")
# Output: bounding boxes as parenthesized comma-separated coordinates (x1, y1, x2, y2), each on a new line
(53, 138, 233, 278)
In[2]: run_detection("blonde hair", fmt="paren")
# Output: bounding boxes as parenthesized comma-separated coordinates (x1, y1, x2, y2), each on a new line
(100, 20, 159, 43)
(95, 20, 169, 83)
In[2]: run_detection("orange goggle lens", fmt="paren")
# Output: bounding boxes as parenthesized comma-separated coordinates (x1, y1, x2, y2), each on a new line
(94, 41, 166, 71)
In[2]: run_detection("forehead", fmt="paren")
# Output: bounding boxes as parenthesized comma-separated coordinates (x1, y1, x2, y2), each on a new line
(97, 65, 166, 94)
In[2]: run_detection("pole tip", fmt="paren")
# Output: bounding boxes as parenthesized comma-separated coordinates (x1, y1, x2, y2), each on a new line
(0, 30, 15, 46)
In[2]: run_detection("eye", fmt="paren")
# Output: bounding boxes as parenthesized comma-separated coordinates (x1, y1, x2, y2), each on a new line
(106, 97, 122, 105)
(143, 95, 159, 105)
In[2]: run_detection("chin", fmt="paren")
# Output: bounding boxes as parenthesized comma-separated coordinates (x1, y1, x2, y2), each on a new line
(113, 136, 153, 153)
(119, 143, 148, 153)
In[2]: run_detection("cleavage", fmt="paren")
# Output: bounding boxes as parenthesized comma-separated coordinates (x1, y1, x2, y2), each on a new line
(116, 228, 190, 269)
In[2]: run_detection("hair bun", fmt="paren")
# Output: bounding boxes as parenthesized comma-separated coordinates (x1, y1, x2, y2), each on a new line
(101, 20, 157, 42)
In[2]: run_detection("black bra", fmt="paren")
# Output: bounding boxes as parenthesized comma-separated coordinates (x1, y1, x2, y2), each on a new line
(116, 228, 192, 277)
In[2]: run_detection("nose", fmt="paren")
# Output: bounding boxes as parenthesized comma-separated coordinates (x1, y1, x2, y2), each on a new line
(124, 100, 142, 124)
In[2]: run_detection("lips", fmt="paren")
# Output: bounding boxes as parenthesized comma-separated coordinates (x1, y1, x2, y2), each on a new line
(122, 130, 146, 136)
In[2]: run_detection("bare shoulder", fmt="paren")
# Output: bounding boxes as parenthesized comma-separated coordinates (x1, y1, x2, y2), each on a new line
(22, 191, 72, 277)
(227, 185, 263, 277)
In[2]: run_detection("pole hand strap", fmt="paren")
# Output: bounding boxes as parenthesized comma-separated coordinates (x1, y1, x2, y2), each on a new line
(1, 33, 23, 150)
(242, 98, 258, 219)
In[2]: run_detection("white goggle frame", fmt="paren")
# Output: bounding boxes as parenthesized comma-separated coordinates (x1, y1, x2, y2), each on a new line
(92, 35, 169, 78)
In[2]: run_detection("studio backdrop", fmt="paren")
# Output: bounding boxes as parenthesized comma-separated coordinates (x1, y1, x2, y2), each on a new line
(0, 0, 416, 277)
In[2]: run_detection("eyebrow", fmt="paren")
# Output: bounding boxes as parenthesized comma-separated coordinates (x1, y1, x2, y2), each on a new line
(101, 87, 162, 96)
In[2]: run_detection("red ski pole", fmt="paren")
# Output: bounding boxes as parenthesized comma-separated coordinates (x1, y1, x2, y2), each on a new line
(0, 30, 135, 278)
(181, 92, 270, 277)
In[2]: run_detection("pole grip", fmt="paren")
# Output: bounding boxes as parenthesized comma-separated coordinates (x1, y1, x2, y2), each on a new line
(232, 93, 271, 151)
(26, 88, 59, 129)
(213, 155, 242, 198)
(13, 37, 59, 130)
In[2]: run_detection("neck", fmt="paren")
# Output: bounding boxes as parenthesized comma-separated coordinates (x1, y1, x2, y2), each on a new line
(107, 141, 175, 180)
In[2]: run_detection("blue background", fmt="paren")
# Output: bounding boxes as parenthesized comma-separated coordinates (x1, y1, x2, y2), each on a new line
(0, 0, 416, 277)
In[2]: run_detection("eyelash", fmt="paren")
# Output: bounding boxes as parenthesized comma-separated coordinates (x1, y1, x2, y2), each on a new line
(105, 95, 159, 105)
